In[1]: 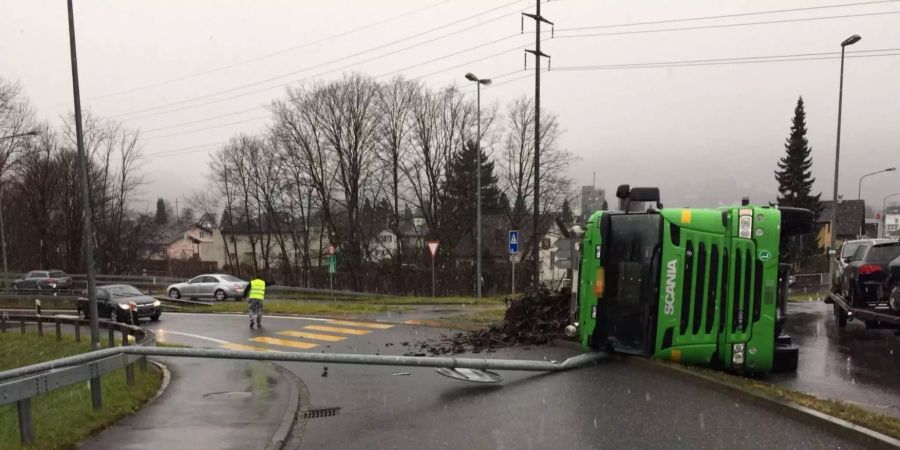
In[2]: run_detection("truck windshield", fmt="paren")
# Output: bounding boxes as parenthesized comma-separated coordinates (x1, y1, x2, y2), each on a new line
(598, 213, 662, 355)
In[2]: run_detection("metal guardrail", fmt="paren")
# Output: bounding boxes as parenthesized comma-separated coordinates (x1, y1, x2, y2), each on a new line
(0, 313, 153, 445)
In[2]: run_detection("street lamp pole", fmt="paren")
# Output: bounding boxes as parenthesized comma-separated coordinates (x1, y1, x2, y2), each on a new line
(830, 34, 860, 265)
(883, 192, 900, 238)
(66, 0, 100, 352)
(465, 73, 491, 299)
(858, 167, 896, 200)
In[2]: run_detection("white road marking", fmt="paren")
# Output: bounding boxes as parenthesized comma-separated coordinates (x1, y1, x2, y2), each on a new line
(154, 329, 230, 345)
(164, 312, 332, 322)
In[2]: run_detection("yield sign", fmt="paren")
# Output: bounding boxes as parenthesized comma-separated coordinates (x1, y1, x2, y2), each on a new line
(426, 240, 439, 258)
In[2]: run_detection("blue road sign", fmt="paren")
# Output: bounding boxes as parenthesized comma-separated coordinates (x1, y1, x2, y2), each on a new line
(509, 230, 519, 254)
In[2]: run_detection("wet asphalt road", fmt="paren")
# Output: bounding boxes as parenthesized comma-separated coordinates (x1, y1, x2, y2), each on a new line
(772, 300, 900, 418)
(140, 312, 864, 449)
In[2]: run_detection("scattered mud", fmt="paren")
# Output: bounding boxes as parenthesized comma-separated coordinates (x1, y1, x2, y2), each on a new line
(403, 290, 573, 355)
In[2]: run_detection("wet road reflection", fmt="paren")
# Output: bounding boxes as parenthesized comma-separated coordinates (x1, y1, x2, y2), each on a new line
(770, 300, 900, 418)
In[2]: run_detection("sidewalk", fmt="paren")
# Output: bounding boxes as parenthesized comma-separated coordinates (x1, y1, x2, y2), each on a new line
(81, 358, 293, 450)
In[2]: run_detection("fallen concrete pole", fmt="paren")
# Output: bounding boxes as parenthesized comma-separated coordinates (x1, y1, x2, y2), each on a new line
(123, 346, 610, 372)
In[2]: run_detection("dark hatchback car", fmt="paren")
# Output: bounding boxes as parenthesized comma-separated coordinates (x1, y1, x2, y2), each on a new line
(840, 241, 900, 308)
(12, 270, 71, 290)
(76, 284, 161, 323)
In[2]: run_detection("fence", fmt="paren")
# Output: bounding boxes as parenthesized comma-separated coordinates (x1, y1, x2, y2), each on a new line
(0, 312, 153, 445)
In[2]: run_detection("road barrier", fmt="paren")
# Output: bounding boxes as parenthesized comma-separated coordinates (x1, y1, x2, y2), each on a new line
(0, 313, 606, 445)
(0, 313, 153, 445)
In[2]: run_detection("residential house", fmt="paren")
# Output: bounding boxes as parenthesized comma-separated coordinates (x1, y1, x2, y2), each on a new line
(816, 200, 866, 249)
(884, 206, 900, 238)
(148, 219, 215, 261)
(204, 212, 327, 272)
(365, 216, 429, 262)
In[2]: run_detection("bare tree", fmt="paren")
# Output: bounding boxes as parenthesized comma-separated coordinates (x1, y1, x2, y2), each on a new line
(0, 78, 37, 184)
(499, 96, 574, 256)
(375, 77, 418, 251)
(403, 85, 477, 256)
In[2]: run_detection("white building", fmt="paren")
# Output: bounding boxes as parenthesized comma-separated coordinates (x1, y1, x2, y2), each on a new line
(884, 206, 900, 237)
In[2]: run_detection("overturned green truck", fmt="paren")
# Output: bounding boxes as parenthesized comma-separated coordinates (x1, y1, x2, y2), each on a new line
(571, 185, 813, 374)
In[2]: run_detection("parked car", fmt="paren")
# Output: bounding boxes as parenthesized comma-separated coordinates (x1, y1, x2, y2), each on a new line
(832, 239, 894, 293)
(888, 256, 900, 313)
(76, 284, 161, 323)
(840, 241, 900, 308)
(12, 270, 71, 291)
(166, 274, 247, 301)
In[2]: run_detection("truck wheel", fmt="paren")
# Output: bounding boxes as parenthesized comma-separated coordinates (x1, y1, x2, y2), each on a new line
(833, 303, 848, 328)
(771, 346, 799, 373)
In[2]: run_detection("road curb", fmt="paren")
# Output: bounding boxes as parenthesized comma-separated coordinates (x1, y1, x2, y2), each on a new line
(267, 363, 309, 450)
(625, 356, 900, 449)
(146, 359, 171, 405)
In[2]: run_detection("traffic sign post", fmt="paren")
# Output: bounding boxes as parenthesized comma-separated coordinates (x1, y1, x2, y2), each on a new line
(509, 230, 519, 294)
(427, 241, 439, 298)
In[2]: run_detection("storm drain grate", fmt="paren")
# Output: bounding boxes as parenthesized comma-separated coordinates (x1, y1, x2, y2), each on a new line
(300, 407, 341, 419)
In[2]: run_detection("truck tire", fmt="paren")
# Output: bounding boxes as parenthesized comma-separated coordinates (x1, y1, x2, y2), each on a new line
(771, 346, 799, 373)
(833, 303, 848, 328)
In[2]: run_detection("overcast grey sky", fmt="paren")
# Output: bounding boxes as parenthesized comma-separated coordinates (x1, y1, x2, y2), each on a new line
(1, 0, 899, 213)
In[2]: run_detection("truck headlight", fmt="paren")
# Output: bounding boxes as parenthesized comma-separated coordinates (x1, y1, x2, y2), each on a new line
(153, 300, 161, 307)
(564, 323, 579, 337)
(118, 303, 130, 310)
(732, 343, 745, 365)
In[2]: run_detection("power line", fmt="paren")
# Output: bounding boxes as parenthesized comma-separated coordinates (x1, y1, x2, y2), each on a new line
(120, 6, 899, 124)
(551, 48, 900, 71)
(551, 0, 900, 33)
(111, 0, 527, 119)
(140, 107, 262, 132)
(143, 115, 270, 140)
(91, 0, 457, 101)
(144, 49, 900, 158)
(145, 141, 223, 157)
(381, 34, 524, 79)
(122, 31, 529, 125)
(553, 10, 900, 40)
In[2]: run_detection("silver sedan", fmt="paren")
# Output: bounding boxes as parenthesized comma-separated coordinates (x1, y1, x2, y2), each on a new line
(166, 274, 248, 301)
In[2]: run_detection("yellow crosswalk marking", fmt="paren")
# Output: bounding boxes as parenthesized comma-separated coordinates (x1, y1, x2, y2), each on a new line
(304, 325, 370, 335)
(326, 320, 394, 329)
(221, 342, 273, 352)
(278, 330, 346, 342)
(250, 337, 318, 349)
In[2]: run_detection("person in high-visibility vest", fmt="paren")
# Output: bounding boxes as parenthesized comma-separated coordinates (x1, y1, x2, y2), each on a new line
(242, 276, 273, 329)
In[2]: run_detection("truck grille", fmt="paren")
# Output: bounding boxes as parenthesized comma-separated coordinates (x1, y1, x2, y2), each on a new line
(674, 234, 760, 343)
(730, 241, 760, 336)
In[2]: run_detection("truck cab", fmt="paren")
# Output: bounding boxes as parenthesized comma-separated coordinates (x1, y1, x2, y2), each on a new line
(574, 185, 811, 374)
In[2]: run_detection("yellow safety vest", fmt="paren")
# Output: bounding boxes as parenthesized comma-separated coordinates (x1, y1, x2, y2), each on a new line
(248, 279, 266, 300)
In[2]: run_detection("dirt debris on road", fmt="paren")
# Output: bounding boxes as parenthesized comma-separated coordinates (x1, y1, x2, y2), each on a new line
(403, 290, 573, 355)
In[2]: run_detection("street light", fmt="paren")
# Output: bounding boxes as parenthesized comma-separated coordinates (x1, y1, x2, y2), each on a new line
(883, 192, 900, 238)
(858, 167, 896, 199)
(464, 72, 491, 299)
(830, 34, 861, 271)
